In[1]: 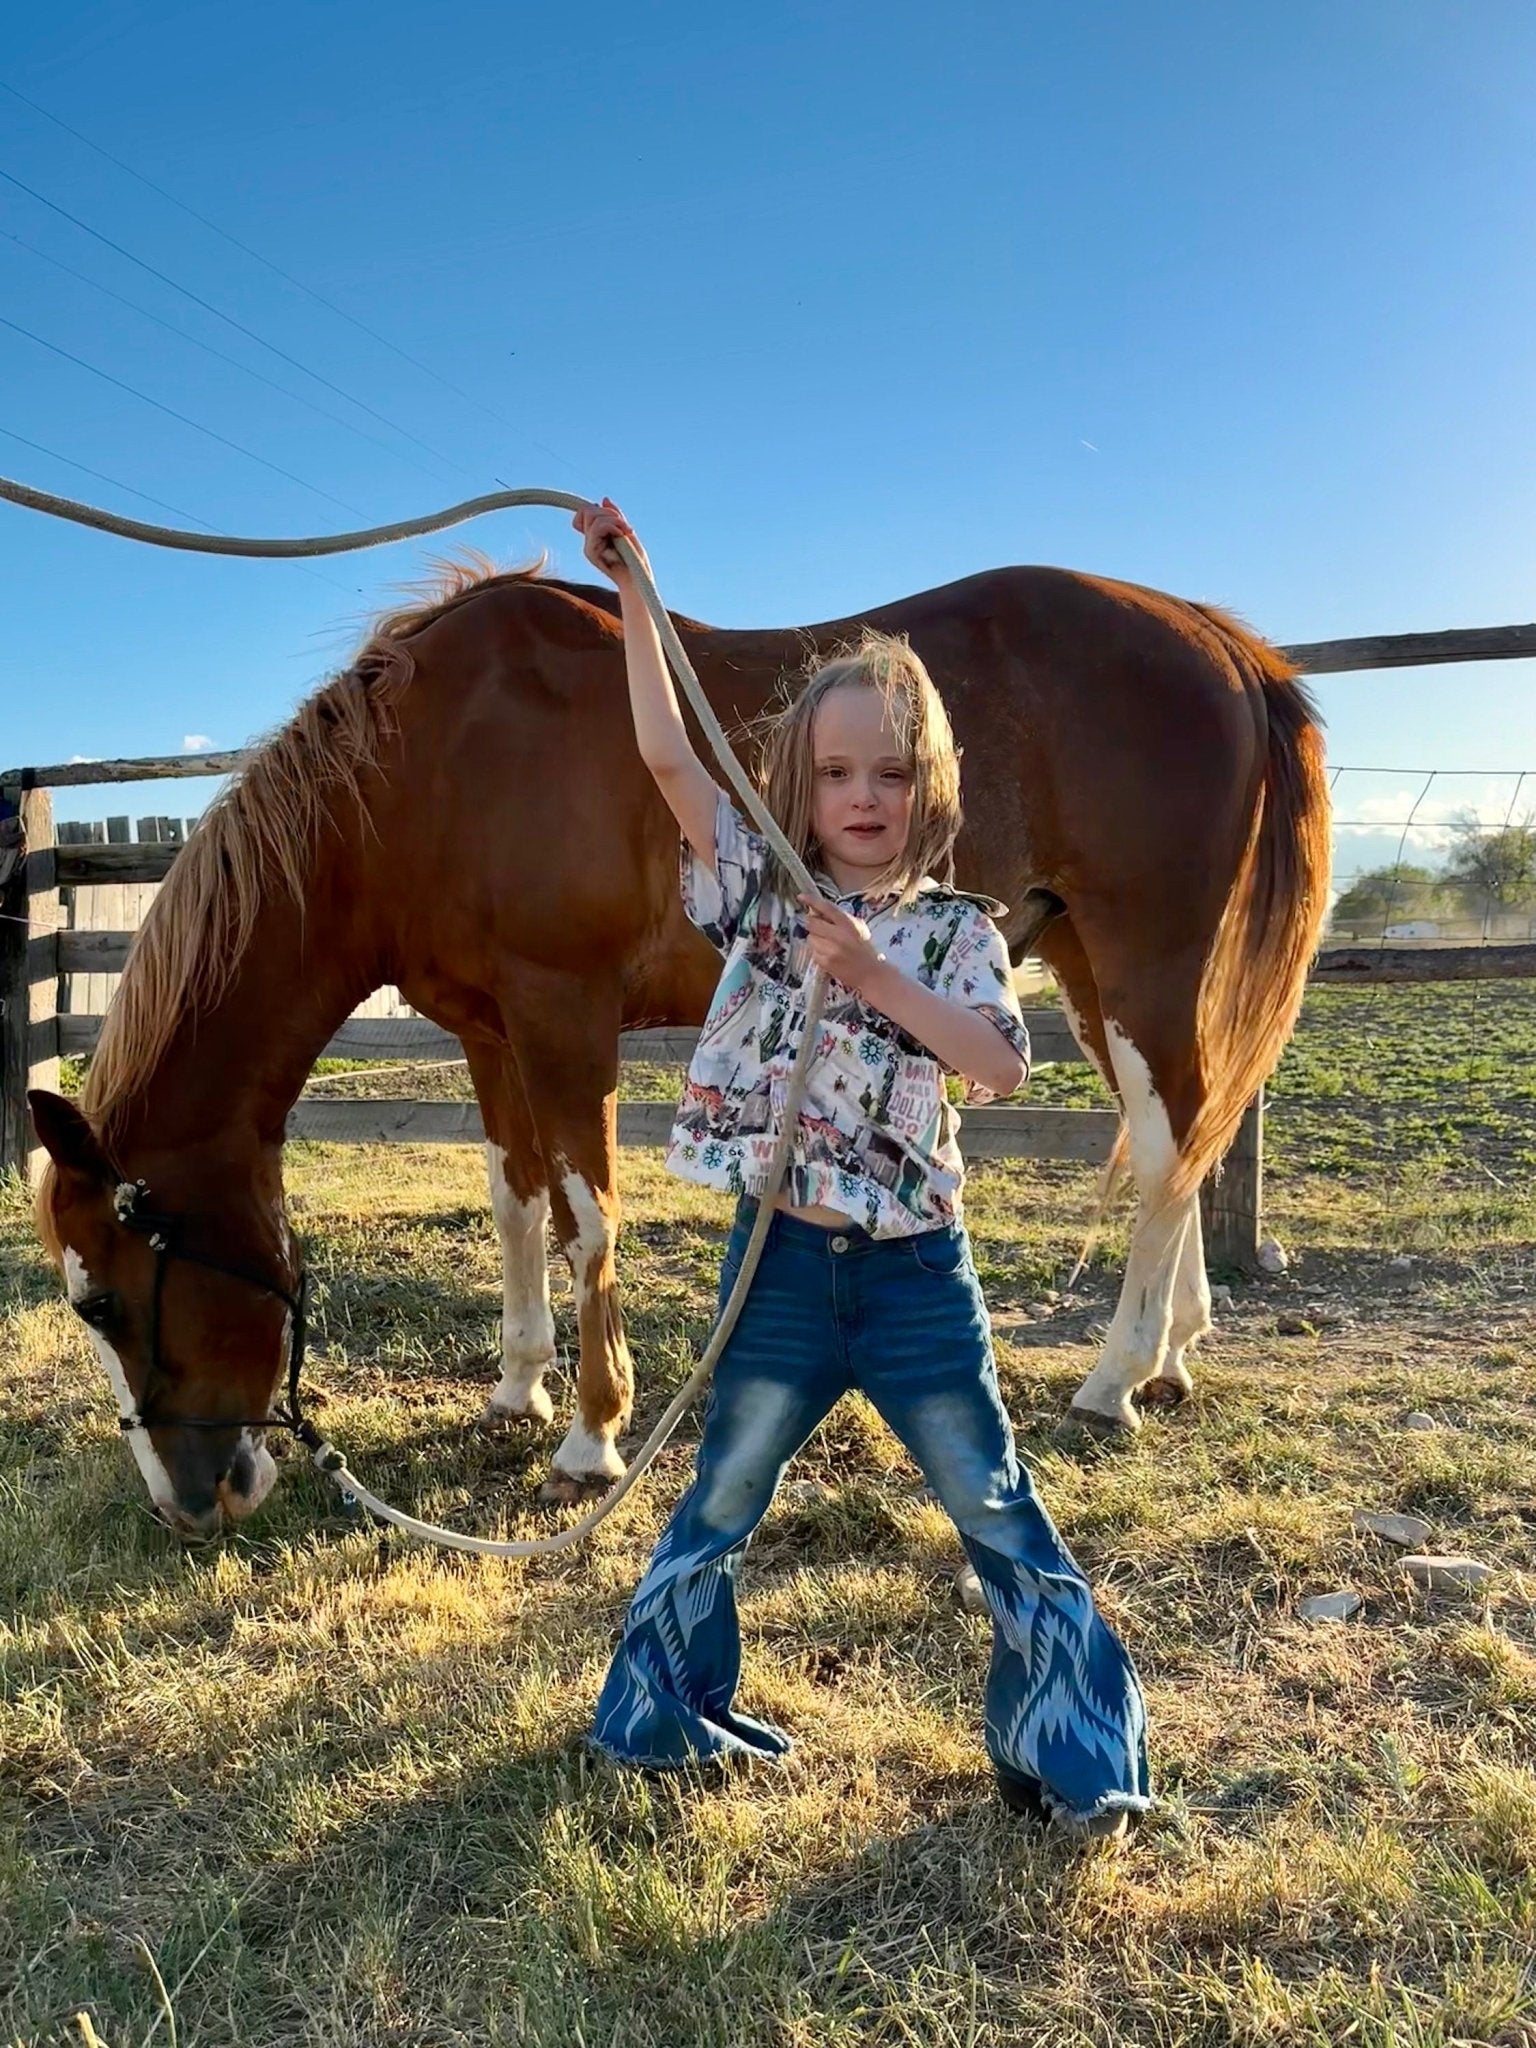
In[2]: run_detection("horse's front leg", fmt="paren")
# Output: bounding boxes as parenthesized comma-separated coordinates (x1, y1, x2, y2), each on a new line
(500, 977, 633, 1504)
(463, 1040, 557, 1424)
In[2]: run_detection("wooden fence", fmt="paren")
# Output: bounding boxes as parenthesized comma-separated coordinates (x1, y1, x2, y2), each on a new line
(5, 617, 1534, 1269)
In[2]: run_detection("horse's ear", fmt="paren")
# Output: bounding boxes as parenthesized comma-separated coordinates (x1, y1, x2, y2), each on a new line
(28, 1092, 112, 1180)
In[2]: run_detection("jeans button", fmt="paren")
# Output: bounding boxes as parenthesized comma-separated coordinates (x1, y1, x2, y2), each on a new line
(830, 1234, 849, 1254)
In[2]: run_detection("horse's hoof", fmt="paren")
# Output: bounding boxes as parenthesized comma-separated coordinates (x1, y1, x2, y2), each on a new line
(1064, 1402, 1138, 1441)
(480, 1401, 550, 1432)
(480, 1380, 556, 1429)
(1134, 1377, 1191, 1411)
(538, 1468, 619, 1508)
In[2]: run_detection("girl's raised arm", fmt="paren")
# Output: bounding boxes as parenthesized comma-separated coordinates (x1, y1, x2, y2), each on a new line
(574, 499, 720, 868)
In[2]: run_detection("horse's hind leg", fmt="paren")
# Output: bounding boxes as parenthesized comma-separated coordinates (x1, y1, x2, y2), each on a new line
(1140, 1195, 1211, 1409)
(1034, 922, 1210, 1432)
(1067, 992, 1208, 1433)
(463, 1039, 557, 1426)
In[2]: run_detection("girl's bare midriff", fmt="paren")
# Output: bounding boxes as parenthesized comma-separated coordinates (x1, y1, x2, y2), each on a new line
(774, 1197, 854, 1228)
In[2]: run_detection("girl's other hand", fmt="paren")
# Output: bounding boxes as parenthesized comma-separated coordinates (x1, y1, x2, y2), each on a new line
(573, 497, 651, 587)
(800, 896, 886, 995)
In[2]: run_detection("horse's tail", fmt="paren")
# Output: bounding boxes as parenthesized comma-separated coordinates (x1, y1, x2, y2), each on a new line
(1171, 613, 1331, 1202)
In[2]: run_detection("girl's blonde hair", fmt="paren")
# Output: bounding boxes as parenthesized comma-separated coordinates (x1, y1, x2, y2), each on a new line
(756, 630, 962, 905)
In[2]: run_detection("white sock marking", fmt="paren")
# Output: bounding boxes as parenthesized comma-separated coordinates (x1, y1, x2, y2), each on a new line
(1070, 1023, 1188, 1426)
(553, 1414, 626, 1482)
(485, 1142, 556, 1420)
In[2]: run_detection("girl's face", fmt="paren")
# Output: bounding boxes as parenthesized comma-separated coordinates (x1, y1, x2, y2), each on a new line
(810, 683, 916, 891)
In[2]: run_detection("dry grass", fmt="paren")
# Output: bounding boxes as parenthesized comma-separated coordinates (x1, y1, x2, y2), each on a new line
(3, 1098, 1535, 2043)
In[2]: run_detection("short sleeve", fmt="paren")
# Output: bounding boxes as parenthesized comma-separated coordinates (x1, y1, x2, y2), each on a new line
(937, 908, 1032, 1100)
(680, 791, 769, 955)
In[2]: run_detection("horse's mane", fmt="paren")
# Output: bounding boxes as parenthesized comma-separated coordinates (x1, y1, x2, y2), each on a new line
(80, 556, 545, 1143)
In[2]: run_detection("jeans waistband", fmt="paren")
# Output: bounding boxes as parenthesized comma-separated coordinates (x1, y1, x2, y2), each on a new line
(734, 1196, 958, 1260)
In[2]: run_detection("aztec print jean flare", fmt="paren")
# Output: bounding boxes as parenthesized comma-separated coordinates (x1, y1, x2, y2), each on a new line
(590, 1203, 1152, 1826)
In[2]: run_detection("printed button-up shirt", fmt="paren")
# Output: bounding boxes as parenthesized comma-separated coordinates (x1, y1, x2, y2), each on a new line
(665, 793, 1032, 1238)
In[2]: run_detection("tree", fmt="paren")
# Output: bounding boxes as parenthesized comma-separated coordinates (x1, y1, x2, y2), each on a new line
(1330, 862, 1443, 932)
(1443, 812, 1536, 913)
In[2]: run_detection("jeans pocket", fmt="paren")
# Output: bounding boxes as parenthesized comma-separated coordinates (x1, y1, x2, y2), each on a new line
(908, 1227, 970, 1276)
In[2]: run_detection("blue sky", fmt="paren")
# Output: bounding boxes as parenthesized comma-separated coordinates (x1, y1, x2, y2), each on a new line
(3, 0, 1533, 887)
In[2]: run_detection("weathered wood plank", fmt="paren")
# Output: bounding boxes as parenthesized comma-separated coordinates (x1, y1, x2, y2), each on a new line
(1312, 943, 1536, 984)
(59, 1007, 1095, 1067)
(1281, 623, 1536, 674)
(1201, 1092, 1264, 1271)
(0, 788, 60, 1181)
(55, 842, 179, 885)
(287, 1099, 487, 1144)
(58, 930, 135, 973)
(956, 1103, 1119, 1163)
(1, 750, 250, 791)
(284, 1094, 1121, 1160)
(8, 615, 1536, 801)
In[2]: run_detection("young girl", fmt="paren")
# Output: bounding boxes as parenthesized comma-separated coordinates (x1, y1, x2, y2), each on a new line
(573, 500, 1151, 1838)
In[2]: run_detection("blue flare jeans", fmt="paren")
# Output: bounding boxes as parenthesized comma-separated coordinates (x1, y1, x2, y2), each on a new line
(590, 1202, 1151, 1825)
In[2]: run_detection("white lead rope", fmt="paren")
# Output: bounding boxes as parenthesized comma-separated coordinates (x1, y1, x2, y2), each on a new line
(1, 475, 827, 1557)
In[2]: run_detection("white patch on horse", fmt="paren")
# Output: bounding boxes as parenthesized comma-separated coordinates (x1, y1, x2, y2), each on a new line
(63, 1246, 178, 1509)
(546, 1154, 628, 1477)
(1069, 1023, 1190, 1429)
(553, 1414, 626, 1483)
(1056, 987, 1112, 1088)
(231, 1426, 278, 1516)
(1160, 1193, 1212, 1395)
(483, 1142, 556, 1422)
(555, 1161, 611, 1278)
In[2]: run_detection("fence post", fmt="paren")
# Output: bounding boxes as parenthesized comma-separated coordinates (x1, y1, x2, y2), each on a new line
(1200, 1089, 1264, 1273)
(0, 783, 61, 1184)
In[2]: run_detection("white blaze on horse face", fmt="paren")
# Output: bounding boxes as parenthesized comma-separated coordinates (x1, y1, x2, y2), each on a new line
(483, 1142, 557, 1421)
(1068, 1022, 1187, 1428)
(63, 1246, 178, 1510)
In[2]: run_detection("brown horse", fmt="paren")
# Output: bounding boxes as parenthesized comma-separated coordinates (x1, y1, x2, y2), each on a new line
(30, 560, 1329, 1534)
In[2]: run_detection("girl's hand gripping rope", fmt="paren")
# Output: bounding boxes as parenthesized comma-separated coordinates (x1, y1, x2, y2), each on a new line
(573, 497, 652, 588)
(799, 896, 883, 994)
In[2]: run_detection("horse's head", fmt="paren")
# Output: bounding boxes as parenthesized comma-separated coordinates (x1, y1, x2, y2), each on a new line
(30, 1090, 298, 1537)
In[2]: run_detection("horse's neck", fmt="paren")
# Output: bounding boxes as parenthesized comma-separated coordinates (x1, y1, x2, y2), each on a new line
(127, 871, 380, 1157)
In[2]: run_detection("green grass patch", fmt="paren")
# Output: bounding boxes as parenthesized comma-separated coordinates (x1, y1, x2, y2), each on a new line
(7, 983, 1535, 2044)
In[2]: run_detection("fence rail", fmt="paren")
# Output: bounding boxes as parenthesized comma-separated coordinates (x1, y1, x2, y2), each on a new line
(6, 610, 1535, 1266)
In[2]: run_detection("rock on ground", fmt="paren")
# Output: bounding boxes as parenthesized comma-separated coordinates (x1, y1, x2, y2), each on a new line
(781, 1479, 833, 1507)
(1401, 1554, 1493, 1594)
(954, 1564, 988, 1616)
(1353, 1509, 1433, 1548)
(1299, 1590, 1363, 1622)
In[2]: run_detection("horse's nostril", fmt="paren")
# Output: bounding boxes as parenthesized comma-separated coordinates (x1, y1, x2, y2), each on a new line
(159, 1498, 224, 1540)
(224, 1444, 258, 1497)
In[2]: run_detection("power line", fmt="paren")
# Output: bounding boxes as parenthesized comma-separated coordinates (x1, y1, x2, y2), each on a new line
(1331, 765, 1526, 777)
(0, 76, 568, 466)
(2, 228, 462, 486)
(0, 422, 363, 597)
(0, 163, 478, 478)
(0, 313, 367, 516)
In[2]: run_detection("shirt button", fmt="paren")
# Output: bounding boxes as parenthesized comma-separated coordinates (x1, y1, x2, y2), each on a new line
(830, 1235, 850, 1254)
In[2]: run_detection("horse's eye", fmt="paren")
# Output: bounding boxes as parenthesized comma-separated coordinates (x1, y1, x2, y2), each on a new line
(75, 1293, 120, 1332)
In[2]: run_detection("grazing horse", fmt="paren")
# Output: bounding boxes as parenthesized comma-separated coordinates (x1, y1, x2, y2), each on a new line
(30, 561, 1329, 1534)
